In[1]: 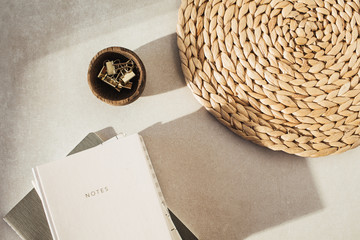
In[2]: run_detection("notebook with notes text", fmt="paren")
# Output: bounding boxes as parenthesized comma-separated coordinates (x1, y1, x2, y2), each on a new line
(32, 134, 181, 240)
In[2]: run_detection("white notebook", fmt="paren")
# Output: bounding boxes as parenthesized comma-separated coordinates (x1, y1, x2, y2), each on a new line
(33, 134, 180, 240)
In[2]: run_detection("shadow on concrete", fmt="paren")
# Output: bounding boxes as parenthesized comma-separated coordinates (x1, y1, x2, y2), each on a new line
(0, 0, 175, 64)
(140, 108, 323, 239)
(135, 33, 186, 97)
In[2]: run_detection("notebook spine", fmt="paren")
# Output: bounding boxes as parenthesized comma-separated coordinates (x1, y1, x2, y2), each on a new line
(138, 136, 182, 240)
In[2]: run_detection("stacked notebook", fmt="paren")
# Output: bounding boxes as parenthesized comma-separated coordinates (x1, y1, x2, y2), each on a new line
(4, 130, 197, 240)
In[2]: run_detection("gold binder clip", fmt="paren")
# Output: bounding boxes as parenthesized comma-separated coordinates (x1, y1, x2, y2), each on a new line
(105, 61, 116, 75)
(114, 73, 133, 90)
(98, 59, 136, 92)
(97, 66, 107, 79)
(101, 74, 122, 92)
(122, 71, 136, 84)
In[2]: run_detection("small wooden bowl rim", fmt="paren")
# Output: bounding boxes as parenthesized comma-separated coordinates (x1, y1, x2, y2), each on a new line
(87, 46, 146, 106)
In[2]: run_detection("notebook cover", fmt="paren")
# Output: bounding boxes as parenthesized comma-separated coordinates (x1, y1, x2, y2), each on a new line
(4, 132, 197, 240)
(33, 134, 176, 239)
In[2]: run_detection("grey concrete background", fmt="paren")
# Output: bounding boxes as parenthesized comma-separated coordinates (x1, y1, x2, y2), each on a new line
(1, 1, 360, 239)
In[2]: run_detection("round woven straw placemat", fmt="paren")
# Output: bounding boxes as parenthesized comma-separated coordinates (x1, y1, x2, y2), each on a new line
(177, 0, 360, 157)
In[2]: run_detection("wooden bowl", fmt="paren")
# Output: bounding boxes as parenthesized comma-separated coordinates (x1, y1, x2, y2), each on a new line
(87, 47, 146, 106)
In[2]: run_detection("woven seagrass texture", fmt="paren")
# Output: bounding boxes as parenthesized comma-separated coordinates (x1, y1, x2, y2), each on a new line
(177, 0, 360, 157)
